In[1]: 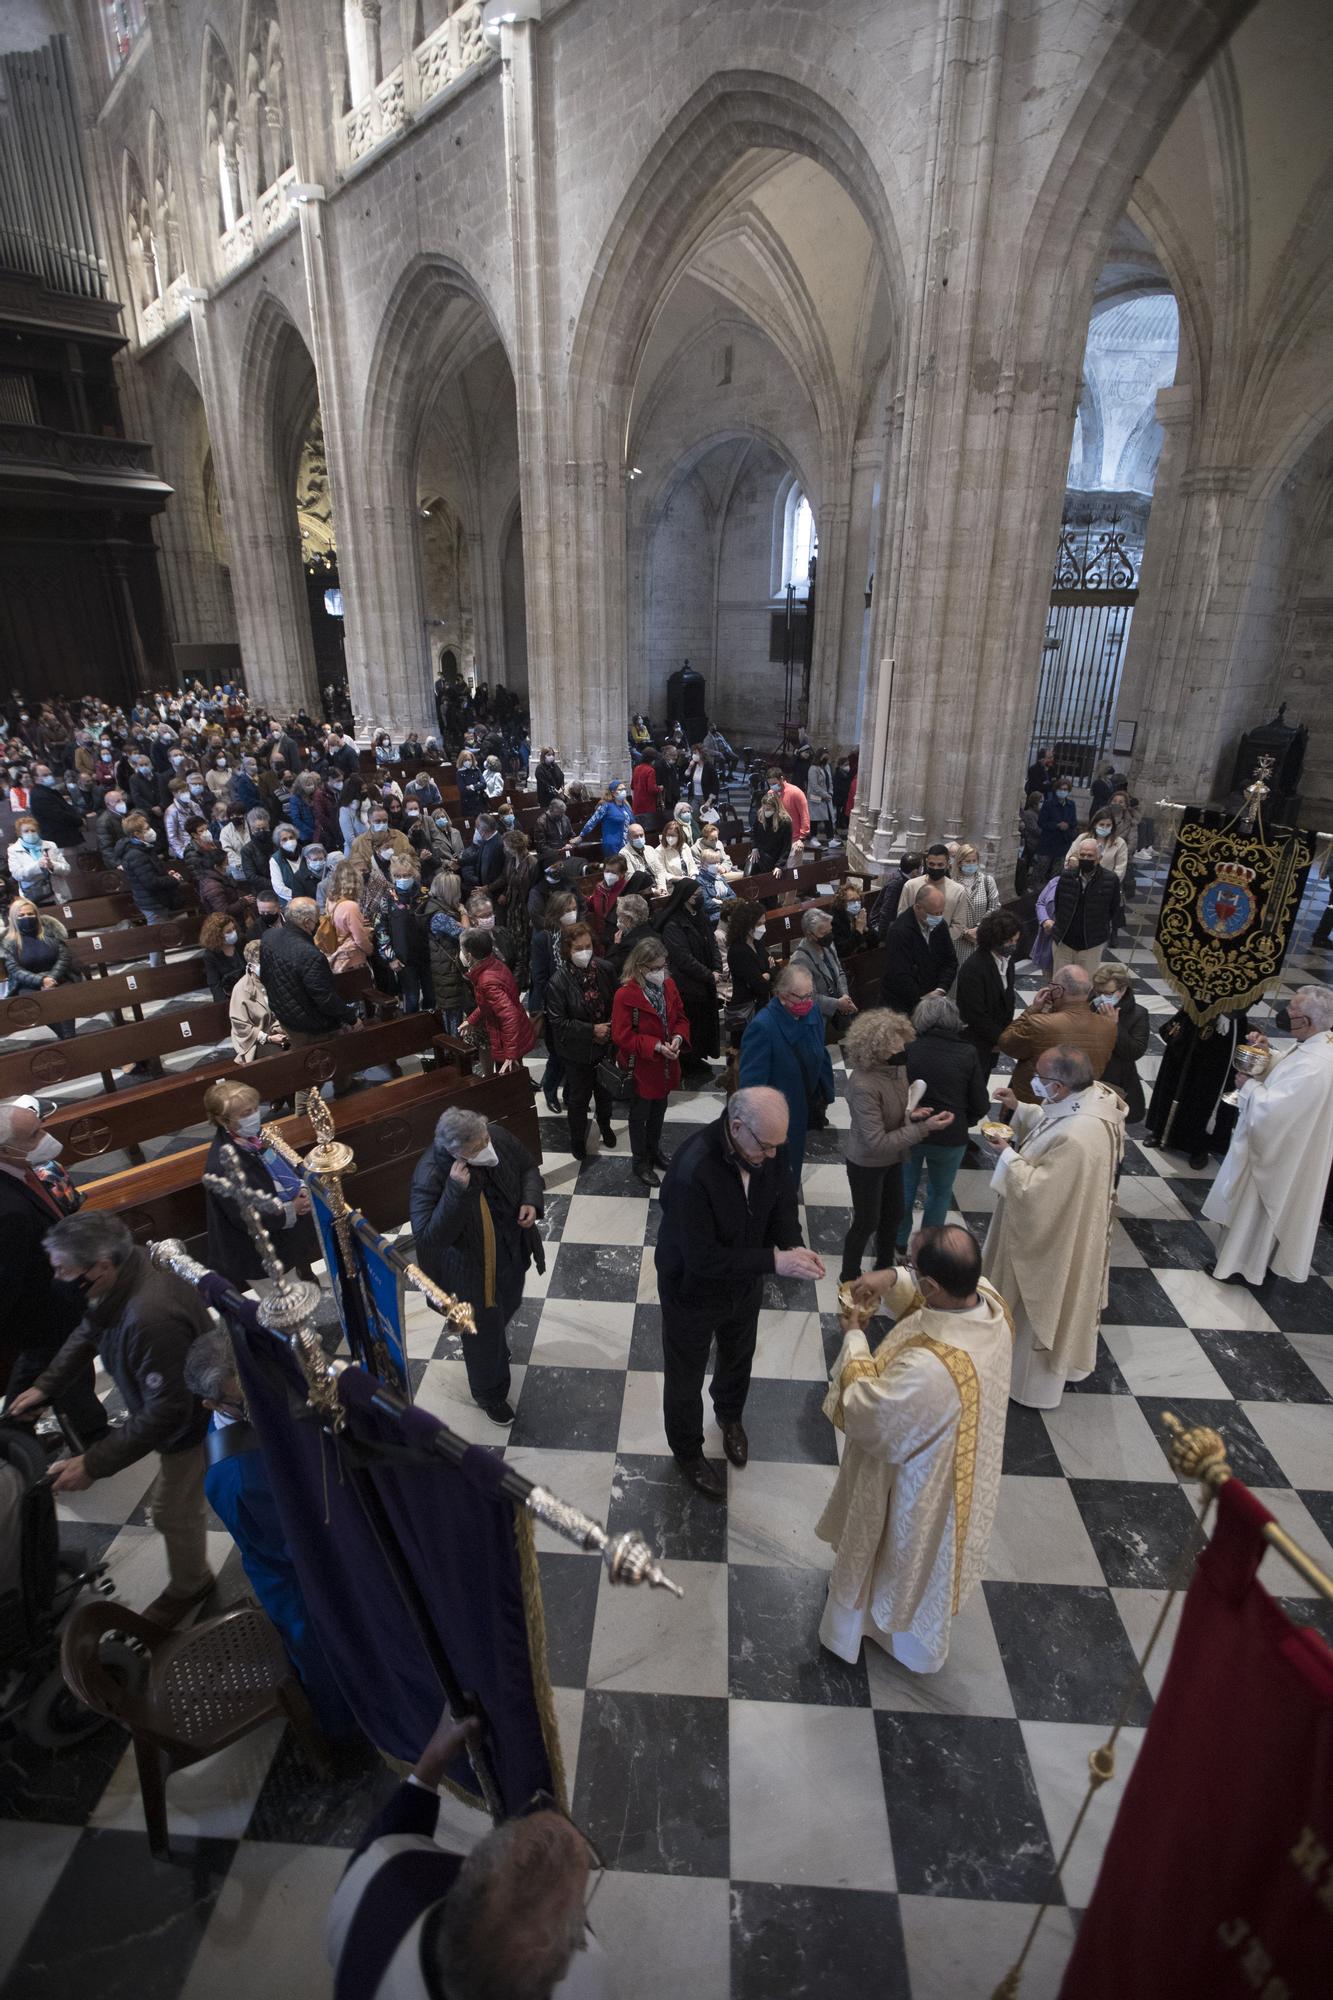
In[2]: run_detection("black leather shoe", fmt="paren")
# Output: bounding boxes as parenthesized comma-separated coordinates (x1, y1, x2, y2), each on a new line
(598, 1124, 617, 1147)
(721, 1421, 749, 1469)
(483, 1399, 516, 1424)
(675, 1454, 726, 1499)
(632, 1161, 660, 1188)
(651, 1148, 669, 1169)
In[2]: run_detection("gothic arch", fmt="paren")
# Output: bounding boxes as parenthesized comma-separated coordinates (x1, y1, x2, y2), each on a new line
(147, 111, 180, 290)
(566, 70, 908, 468)
(239, 1, 292, 197)
(201, 27, 245, 236)
(121, 149, 157, 313)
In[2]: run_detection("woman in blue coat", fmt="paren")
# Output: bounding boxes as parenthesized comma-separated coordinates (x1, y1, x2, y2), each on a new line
(580, 782, 634, 857)
(737, 961, 835, 1182)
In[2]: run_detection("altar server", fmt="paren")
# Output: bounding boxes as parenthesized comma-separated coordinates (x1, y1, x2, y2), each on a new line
(817, 1225, 1012, 1673)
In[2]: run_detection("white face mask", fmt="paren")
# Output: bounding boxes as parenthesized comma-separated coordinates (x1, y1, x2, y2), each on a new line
(845, 901, 861, 915)
(603, 871, 620, 887)
(1031, 1077, 1057, 1103)
(142, 827, 157, 844)
(234, 1110, 263, 1138)
(469, 1142, 499, 1168)
(223, 930, 238, 945)
(558, 910, 578, 927)
(25, 1131, 62, 1165)
(752, 925, 766, 942)
(643, 967, 666, 987)
(1095, 825, 1112, 839)
(664, 838, 678, 848)
(571, 947, 594, 967)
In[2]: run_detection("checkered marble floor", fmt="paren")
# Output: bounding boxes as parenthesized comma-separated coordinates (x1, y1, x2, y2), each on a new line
(4, 882, 1333, 2000)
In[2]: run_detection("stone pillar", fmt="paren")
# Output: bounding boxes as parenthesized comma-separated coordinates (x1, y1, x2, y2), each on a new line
(810, 439, 880, 754)
(186, 296, 320, 713)
(292, 189, 434, 736)
(806, 488, 849, 749)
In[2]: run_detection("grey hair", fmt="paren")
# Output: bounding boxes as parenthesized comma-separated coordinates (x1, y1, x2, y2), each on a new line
(912, 992, 963, 1035)
(1044, 1045, 1095, 1091)
(1052, 964, 1091, 999)
(183, 1326, 238, 1403)
(43, 1211, 134, 1267)
(474, 812, 496, 837)
(1293, 985, 1333, 1031)
(435, 1106, 488, 1154)
(776, 960, 814, 995)
(245, 806, 270, 831)
(801, 907, 832, 938)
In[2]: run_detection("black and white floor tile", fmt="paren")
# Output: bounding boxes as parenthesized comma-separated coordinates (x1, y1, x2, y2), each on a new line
(3, 874, 1332, 1999)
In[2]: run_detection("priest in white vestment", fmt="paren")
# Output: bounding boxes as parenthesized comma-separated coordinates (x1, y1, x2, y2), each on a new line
(1202, 985, 1333, 1283)
(982, 1046, 1126, 1410)
(816, 1224, 1013, 1674)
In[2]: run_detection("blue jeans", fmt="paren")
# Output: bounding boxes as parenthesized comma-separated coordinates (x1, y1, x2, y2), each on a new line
(898, 1142, 967, 1246)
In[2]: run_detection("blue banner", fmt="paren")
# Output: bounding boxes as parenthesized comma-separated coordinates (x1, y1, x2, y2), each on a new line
(349, 1215, 410, 1400)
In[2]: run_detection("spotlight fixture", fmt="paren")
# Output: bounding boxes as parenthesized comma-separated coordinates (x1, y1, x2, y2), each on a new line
(481, 0, 542, 48)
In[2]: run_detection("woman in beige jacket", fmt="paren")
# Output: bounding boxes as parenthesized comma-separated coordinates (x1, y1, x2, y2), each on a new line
(840, 1006, 952, 1282)
(228, 938, 289, 1063)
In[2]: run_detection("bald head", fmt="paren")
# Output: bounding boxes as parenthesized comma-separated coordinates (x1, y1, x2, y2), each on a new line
(913, 883, 945, 921)
(909, 1224, 981, 1305)
(1052, 965, 1091, 1007)
(285, 897, 319, 934)
(727, 1086, 790, 1167)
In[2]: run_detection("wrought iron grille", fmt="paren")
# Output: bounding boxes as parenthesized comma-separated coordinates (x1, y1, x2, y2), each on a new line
(1028, 515, 1141, 785)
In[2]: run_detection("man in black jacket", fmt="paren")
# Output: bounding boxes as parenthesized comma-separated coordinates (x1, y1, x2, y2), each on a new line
(409, 1106, 543, 1424)
(871, 852, 923, 940)
(0, 1101, 107, 1444)
(955, 908, 1021, 1072)
(655, 1088, 825, 1497)
(652, 743, 683, 815)
(10, 1212, 214, 1626)
(94, 788, 130, 867)
(458, 812, 505, 894)
(240, 807, 278, 892)
(260, 899, 358, 1044)
(1047, 837, 1124, 974)
(29, 764, 86, 847)
(880, 883, 957, 1014)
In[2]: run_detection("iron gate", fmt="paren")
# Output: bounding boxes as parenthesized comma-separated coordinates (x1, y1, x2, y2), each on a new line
(1028, 520, 1139, 784)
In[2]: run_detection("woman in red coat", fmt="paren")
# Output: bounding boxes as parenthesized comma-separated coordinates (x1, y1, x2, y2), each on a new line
(586, 854, 627, 954)
(460, 930, 537, 1071)
(611, 936, 690, 1187)
(630, 757, 660, 816)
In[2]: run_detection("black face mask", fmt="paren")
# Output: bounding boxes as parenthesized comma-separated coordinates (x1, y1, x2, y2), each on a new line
(1078, 860, 1097, 877)
(259, 910, 280, 928)
(925, 865, 948, 880)
(17, 915, 38, 936)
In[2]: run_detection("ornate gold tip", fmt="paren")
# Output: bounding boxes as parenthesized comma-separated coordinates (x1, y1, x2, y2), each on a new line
(1161, 1410, 1231, 1487)
(400, 1258, 477, 1336)
(990, 1973, 1022, 1999)
(1088, 1745, 1115, 1788)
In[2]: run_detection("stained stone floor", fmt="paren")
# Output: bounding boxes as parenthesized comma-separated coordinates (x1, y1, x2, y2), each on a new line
(3, 872, 1332, 2000)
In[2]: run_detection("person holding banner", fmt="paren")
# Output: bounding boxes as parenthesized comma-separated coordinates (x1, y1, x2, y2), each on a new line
(409, 1107, 544, 1424)
(1202, 985, 1333, 1283)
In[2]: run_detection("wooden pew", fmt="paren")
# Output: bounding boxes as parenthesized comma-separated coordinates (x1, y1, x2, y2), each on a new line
(59, 866, 123, 900)
(0, 958, 208, 1034)
(81, 1065, 541, 1249)
(53, 892, 143, 933)
(0, 997, 234, 1096)
(66, 912, 208, 973)
(48, 1009, 456, 1164)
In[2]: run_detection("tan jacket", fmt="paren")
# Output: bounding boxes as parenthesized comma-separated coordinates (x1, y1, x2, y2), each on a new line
(999, 1001, 1117, 1102)
(844, 1062, 922, 1169)
(228, 969, 277, 1063)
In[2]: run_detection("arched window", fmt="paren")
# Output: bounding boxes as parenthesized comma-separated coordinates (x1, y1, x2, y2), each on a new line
(101, 0, 146, 81)
(123, 152, 158, 310)
(344, 0, 374, 105)
(204, 33, 245, 238)
(787, 493, 815, 590)
(245, 10, 292, 195)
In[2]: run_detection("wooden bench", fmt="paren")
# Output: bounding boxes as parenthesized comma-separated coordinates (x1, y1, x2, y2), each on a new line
(52, 892, 143, 933)
(81, 1066, 541, 1249)
(66, 912, 208, 973)
(59, 866, 124, 900)
(0, 997, 234, 1096)
(845, 943, 888, 1011)
(0, 958, 209, 1033)
(47, 1009, 457, 1164)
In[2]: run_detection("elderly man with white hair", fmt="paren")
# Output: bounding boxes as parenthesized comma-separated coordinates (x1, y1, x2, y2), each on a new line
(1203, 984, 1333, 1284)
(408, 1105, 544, 1425)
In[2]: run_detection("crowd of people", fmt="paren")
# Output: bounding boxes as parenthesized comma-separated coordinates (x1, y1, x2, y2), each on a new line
(3, 687, 1332, 1998)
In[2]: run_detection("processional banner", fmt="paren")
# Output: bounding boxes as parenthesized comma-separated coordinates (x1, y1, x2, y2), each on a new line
(1152, 808, 1316, 1029)
(306, 1179, 411, 1399)
(1058, 1479, 1333, 2000)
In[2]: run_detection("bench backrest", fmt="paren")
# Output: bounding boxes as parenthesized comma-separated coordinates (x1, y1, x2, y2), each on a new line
(0, 998, 234, 1096)
(66, 911, 207, 971)
(48, 1009, 450, 1162)
(0, 957, 208, 1031)
(80, 1066, 540, 1246)
(53, 893, 142, 933)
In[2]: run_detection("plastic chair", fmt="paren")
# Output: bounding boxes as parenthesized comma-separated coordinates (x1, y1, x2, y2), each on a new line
(61, 1598, 332, 1856)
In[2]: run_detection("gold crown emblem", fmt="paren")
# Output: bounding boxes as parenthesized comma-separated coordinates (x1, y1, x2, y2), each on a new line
(1215, 860, 1256, 887)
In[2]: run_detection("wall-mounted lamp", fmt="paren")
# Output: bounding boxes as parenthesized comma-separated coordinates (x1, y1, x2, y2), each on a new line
(288, 183, 326, 207)
(481, 0, 542, 49)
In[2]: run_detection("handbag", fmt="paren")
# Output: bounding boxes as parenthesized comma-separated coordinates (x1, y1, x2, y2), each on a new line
(596, 1004, 639, 1102)
(722, 997, 755, 1040)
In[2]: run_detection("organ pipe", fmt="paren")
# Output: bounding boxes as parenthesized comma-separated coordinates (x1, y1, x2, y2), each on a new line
(0, 34, 107, 302)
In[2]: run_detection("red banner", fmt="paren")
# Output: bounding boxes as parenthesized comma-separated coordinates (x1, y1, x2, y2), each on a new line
(1060, 1478, 1333, 2000)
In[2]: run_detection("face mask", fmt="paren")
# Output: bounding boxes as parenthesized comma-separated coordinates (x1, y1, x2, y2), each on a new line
(502, 814, 515, 828)
(1095, 825, 1112, 839)
(784, 995, 815, 1016)
(307, 858, 325, 876)
(224, 930, 238, 945)
(260, 910, 280, 928)
(17, 915, 38, 935)
(924, 912, 944, 930)
(394, 877, 415, 893)
(234, 1110, 264, 1138)
(631, 836, 644, 849)
(643, 967, 666, 987)
(1031, 1077, 1055, 1102)
(846, 901, 862, 915)
(1056, 790, 1070, 802)
(25, 1131, 62, 1163)
(189, 781, 206, 795)
(558, 909, 577, 927)
(543, 753, 555, 763)
(752, 925, 766, 943)
(39, 774, 56, 787)
(470, 1142, 499, 1168)
(960, 864, 978, 878)
(603, 871, 620, 888)
(474, 916, 494, 931)
(216, 758, 228, 769)
(925, 865, 947, 880)
(279, 838, 297, 852)
(433, 816, 450, 829)
(406, 808, 420, 820)
(1078, 860, 1097, 876)
(377, 848, 395, 866)
(21, 833, 41, 850)
(571, 947, 594, 967)
(615, 791, 627, 804)
(664, 837, 678, 848)
(142, 828, 157, 845)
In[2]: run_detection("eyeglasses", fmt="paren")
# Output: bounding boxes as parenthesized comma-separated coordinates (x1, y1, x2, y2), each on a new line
(732, 1117, 780, 1158)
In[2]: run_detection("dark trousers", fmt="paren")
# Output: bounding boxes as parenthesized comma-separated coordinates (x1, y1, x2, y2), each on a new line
(461, 1276, 522, 1408)
(629, 1095, 667, 1166)
(840, 1161, 904, 1282)
(660, 1276, 762, 1459)
(564, 1058, 613, 1153)
(399, 963, 435, 1016)
(5, 1343, 108, 1448)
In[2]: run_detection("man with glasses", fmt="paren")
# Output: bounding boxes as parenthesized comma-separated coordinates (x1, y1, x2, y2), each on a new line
(654, 1085, 825, 1497)
(329, 1703, 611, 1998)
(1203, 983, 1333, 1284)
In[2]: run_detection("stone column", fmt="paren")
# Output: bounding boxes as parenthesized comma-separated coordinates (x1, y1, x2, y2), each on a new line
(806, 487, 849, 750)
(186, 296, 320, 713)
(810, 439, 880, 754)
